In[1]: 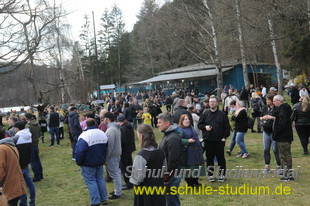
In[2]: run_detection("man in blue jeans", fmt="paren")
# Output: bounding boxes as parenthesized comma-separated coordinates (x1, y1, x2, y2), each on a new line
(157, 113, 182, 206)
(75, 118, 108, 206)
(47, 106, 60, 147)
(13, 121, 36, 206)
(68, 106, 82, 160)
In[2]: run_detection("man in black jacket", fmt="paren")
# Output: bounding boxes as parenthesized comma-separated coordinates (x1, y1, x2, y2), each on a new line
(158, 113, 182, 206)
(269, 95, 294, 181)
(47, 106, 60, 147)
(173, 99, 193, 126)
(117, 114, 136, 190)
(290, 84, 300, 105)
(198, 97, 230, 182)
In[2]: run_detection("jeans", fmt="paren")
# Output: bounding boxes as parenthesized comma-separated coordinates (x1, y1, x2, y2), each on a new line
(71, 133, 80, 159)
(106, 157, 122, 196)
(81, 166, 107, 205)
(20, 167, 36, 206)
(228, 131, 237, 151)
(263, 131, 280, 165)
(30, 146, 43, 181)
(49, 127, 60, 145)
(166, 177, 181, 206)
(236, 132, 248, 155)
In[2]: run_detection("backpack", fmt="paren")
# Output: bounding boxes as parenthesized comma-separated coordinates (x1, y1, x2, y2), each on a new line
(247, 117, 255, 129)
(252, 99, 260, 112)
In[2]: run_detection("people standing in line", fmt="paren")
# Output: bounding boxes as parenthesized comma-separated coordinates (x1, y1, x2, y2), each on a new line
(130, 124, 166, 206)
(0, 128, 26, 206)
(68, 107, 82, 161)
(12, 121, 36, 206)
(250, 91, 265, 133)
(290, 84, 300, 105)
(226, 100, 237, 156)
(270, 95, 294, 181)
(157, 113, 182, 206)
(232, 101, 249, 158)
(103, 112, 122, 200)
(223, 89, 239, 114)
(292, 96, 310, 155)
(117, 114, 136, 190)
(260, 94, 281, 171)
(178, 114, 205, 187)
(198, 97, 230, 182)
(75, 118, 109, 206)
(25, 113, 43, 182)
(47, 106, 60, 147)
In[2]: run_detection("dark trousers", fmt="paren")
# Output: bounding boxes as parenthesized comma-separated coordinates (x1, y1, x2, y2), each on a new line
(120, 153, 133, 187)
(59, 127, 64, 139)
(296, 125, 310, 153)
(8, 196, 20, 206)
(205, 141, 226, 176)
(277, 142, 292, 175)
(30, 146, 43, 181)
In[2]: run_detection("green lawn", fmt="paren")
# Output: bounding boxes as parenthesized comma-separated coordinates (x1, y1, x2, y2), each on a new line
(32, 124, 309, 206)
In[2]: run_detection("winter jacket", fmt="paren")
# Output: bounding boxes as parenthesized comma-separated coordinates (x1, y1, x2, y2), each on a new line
(261, 105, 278, 133)
(159, 124, 183, 173)
(273, 103, 294, 142)
(198, 109, 230, 141)
(232, 109, 248, 133)
(12, 128, 33, 169)
(106, 122, 122, 159)
(25, 120, 41, 147)
(181, 127, 204, 166)
(251, 97, 264, 117)
(69, 112, 82, 135)
(123, 107, 133, 122)
(120, 121, 136, 155)
(173, 106, 193, 126)
(75, 127, 108, 167)
(293, 102, 310, 125)
(0, 138, 26, 201)
(290, 87, 300, 105)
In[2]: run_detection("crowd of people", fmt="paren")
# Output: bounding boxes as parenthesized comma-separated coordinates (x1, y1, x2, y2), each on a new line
(0, 82, 309, 206)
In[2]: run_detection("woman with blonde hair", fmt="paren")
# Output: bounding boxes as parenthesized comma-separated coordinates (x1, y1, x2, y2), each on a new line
(130, 124, 166, 206)
(232, 101, 249, 158)
(293, 95, 310, 155)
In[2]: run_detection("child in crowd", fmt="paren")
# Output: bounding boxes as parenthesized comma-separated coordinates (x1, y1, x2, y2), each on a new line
(141, 107, 152, 126)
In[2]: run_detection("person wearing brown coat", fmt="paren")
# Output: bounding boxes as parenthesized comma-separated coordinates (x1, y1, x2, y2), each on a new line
(0, 128, 26, 206)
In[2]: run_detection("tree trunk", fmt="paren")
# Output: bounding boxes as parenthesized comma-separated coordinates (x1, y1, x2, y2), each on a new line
(202, 0, 223, 96)
(235, 0, 250, 89)
(308, 0, 310, 31)
(268, 18, 283, 95)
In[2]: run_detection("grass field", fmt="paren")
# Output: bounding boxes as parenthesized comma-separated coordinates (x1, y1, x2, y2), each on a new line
(31, 124, 308, 205)
(6, 101, 309, 206)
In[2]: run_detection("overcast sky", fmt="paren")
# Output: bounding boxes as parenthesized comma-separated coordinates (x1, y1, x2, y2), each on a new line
(61, 0, 165, 41)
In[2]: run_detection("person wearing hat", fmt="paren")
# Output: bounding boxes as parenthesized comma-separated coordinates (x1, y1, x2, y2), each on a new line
(117, 114, 136, 190)
(269, 87, 277, 95)
(25, 113, 43, 182)
(13, 121, 36, 206)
